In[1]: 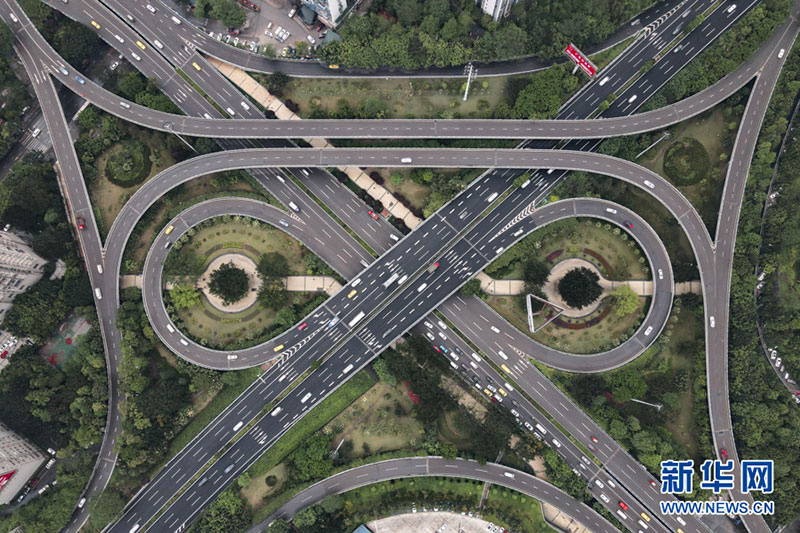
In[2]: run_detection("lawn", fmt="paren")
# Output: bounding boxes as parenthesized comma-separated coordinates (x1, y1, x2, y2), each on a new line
(326, 381, 423, 458)
(279, 76, 511, 119)
(487, 295, 647, 355)
(376, 171, 431, 211)
(638, 106, 739, 235)
(485, 486, 556, 533)
(90, 130, 177, 237)
(170, 219, 321, 346)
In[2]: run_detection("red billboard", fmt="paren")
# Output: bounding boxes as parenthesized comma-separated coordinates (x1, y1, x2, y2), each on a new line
(0, 470, 16, 493)
(564, 43, 597, 77)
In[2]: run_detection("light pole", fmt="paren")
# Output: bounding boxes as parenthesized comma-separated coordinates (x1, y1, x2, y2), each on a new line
(631, 398, 663, 411)
(164, 122, 197, 153)
(463, 62, 477, 102)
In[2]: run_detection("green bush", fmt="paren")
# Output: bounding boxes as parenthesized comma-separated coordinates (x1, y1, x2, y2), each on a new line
(104, 138, 151, 187)
(662, 138, 710, 186)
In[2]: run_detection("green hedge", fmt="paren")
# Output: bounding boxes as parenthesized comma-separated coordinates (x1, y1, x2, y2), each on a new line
(104, 138, 151, 187)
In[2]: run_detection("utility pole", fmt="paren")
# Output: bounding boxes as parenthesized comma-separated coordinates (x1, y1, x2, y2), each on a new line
(164, 123, 197, 154)
(635, 131, 671, 159)
(463, 62, 477, 101)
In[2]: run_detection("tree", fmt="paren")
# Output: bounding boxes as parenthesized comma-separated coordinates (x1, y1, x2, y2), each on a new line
(208, 262, 249, 305)
(557, 267, 602, 309)
(611, 285, 639, 317)
(605, 368, 647, 403)
(170, 284, 202, 309)
(257, 252, 289, 310)
(193, 489, 250, 532)
(523, 258, 550, 290)
(290, 433, 333, 481)
(292, 506, 319, 528)
(459, 278, 483, 298)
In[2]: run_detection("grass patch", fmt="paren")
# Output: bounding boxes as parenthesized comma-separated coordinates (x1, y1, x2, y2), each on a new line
(485, 485, 556, 533)
(662, 138, 710, 186)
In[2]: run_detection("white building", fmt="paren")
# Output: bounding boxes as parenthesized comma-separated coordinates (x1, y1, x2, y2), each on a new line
(0, 421, 46, 505)
(301, 0, 349, 27)
(478, 0, 518, 21)
(0, 231, 46, 322)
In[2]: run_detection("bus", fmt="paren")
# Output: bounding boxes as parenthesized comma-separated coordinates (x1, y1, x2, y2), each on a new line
(348, 311, 366, 328)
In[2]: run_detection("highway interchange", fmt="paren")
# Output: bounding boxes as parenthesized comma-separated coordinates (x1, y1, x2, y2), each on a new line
(0, 0, 796, 531)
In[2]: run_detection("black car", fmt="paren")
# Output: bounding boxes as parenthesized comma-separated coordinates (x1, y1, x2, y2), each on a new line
(486, 376, 494, 384)
(472, 375, 480, 383)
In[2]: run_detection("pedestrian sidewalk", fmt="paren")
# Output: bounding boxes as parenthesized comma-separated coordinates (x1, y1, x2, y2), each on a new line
(121, 274, 342, 295)
(207, 57, 422, 229)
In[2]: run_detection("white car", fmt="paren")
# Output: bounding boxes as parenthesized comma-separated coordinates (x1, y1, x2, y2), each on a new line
(146, 4, 156, 13)
(131, 52, 141, 61)
(657, 269, 663, 280)
(307, 35, 316, 44)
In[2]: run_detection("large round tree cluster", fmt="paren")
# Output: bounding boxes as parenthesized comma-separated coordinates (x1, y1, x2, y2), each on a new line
(557, 267, 602, 309)
(208, 262, 249, 305)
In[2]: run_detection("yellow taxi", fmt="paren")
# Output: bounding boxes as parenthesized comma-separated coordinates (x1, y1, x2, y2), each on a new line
(91, 20, 101, 29)
(347, 290, 357, 299)
(165, 225, 174, 235)
(501, 364, 511, 374)
(498, 388, 508, 397)
(273, 344, 284, 352)
(640, 512, 651, 522)
(483, 388, 492, 397)
(192, 62, 202, 71)
(136, 40, 146, 50)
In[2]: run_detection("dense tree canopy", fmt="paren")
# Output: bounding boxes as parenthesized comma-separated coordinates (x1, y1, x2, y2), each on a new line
(611, 285, 639, 317)
(209, 262, 249, 305)
(557, 267, 602, 309)
(257, 252, 289, 310)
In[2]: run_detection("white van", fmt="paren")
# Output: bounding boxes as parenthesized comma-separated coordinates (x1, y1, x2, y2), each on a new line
(94, 288, 102, 300)
(535, 423, 547, 434)
(288, 201, 300, 212)
(166, 324, 175, 333)
(628, 95, 637, 104)
(171, 15, 182, 24)
(226, 107, 236, 116)
(96, 264, 103, 274)
(503, 472, 515, 479)
(498, 351, 508, 360)
(490, 326, 500, 333)
(417, 283, 428, 292)
(486, 192, 498, 202)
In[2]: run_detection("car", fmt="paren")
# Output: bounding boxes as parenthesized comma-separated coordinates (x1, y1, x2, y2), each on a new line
(58, 66, 69, 76)
(75, 75, 86, 85)
(644, 326, 653, 335)
(9, 13, 18, 23)
(720, 448, 728, 460)
(110, 61, 119, 71)
(288, 7, 297, 17)
(778, 48, 786, 58)
(426, 332, 435, 341)
(114, 34, 124, 44)
(120, 101, 131, 109)
(76, 216, 86, 230)
(1, 351, 9, 359)
(368, 210, 379, 220)
(710, 316, 715, 328)
(131, 52, 141, 61)
(498, 388, 507, 397)
(224, 463, 235, 474)
(644, 180, 655, 189)
(599, 76, 611, 86)
(135, 40, 146, 50)
(171, 15, 182, 25)
(146, 4, 157, 13)
(31, 128, 40, 138)
(599, 493, 610, 503)
(605, 207, 617, 214)
(591, 436, 598, 443)
(628, 94, 638, 104)
(619, 501, 629, 511)
(90, 20, 100, 29)
(640, 512, 651, 522)
(154, 39, 164, 49)
(347, 290, 357, 299)
(307, 35, 316, 44)
(401, 157, 412, 163)
(428, 261, 440, 273)
(77, 497, 87, 508)
(624, 220, 634, 229)
(511, 399, 519, 407)
(126, 14, 134, 22)
(658, 269, 664, 280)
(165, 225, 174, 235)
(726, 4, 737, 13)
(649, 479, 657, 487)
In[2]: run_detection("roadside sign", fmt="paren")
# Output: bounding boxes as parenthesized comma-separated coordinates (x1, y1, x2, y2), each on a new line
(564, 43, 597, 77)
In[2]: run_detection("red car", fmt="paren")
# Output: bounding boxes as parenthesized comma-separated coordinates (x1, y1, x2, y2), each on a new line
(619, 501, 628, 511)
(590, 436, 598, 443)
(298, 322, 307, 331)
(432, 344, 441, 353)
(0, 351, 7, 359)
(368, 210, 379, 220)
(649, 480, 657, 487)
(30, 478, 39, 488)
(624, 220, 634, 229)
(76, 216, 86, 230)
(720, 448, 728, 460)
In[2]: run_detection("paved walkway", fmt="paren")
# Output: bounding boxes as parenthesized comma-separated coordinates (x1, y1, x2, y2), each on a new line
(207, 57, 422, 229)
(196, 253, 260, 312)
(121, 274, 342, 296)
(366, 511, 499, 533)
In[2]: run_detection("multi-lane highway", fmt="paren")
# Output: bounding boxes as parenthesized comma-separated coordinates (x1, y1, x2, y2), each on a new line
(2, 0, 794, 530)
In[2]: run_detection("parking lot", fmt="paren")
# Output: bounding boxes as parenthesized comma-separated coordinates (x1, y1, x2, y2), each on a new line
(167, 0, 327, 56)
